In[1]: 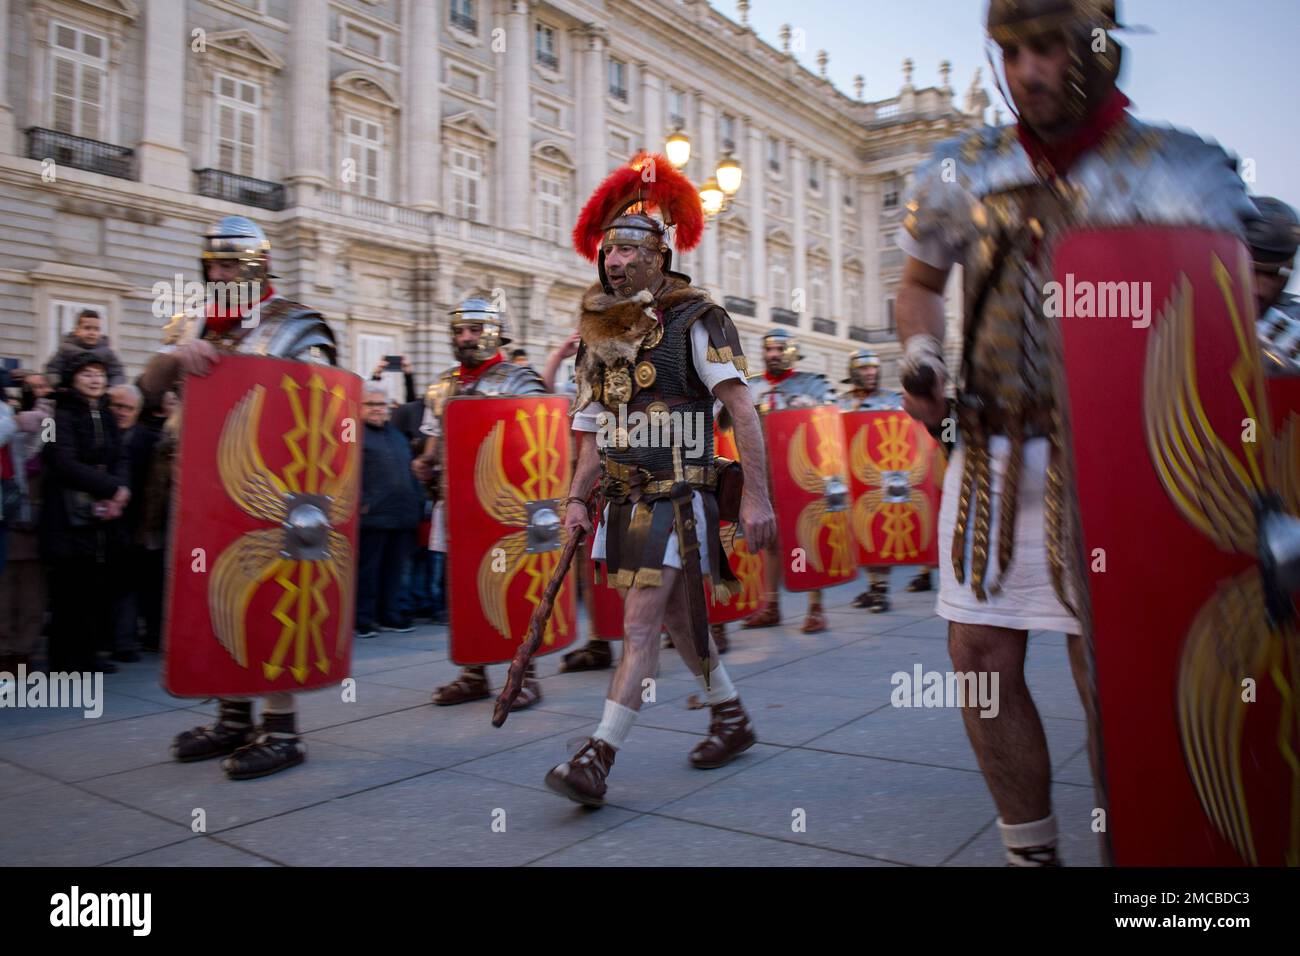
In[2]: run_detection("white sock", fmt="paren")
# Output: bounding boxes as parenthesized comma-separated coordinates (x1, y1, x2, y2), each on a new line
(591, 699, 638, 750)
(998, 814, 1059, 866)
(698, 664, 737, 706)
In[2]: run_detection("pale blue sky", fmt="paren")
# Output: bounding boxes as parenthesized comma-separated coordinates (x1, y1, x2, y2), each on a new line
(731, 0, 1299, 215)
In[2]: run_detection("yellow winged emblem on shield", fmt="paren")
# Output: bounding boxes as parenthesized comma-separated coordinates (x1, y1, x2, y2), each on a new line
(1144, 251, 1300, 866)
(209, 373, 357, 683)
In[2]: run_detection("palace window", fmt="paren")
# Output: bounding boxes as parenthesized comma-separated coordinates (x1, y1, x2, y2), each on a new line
(449, 0, 477, 34)
(450, 148, 484, 222)
(719, 113, 736, 152)
(608, 58, 627, 102)
(343, 115, 383, 199)
(537, 175, 564, 244)
(535, 23, 559, 71)
(882, 177, 900, 209)
(50, 21, 108, 139)
(215, 74, 260, 177)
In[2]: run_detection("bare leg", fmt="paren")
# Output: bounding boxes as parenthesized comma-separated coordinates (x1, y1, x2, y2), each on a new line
(948, 621, 1050, 824)
(605, 567, 679, 710)
(662, 570, 719, 677)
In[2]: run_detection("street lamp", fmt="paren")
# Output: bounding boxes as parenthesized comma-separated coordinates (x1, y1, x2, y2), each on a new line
(665, 128, 691, 168)
(699, 177, 725, 216)
(715, 153, 743, 197)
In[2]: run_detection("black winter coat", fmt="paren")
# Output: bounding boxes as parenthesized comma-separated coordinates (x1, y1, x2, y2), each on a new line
(360, 422, 423, 531)
(40, 389, 130, 561)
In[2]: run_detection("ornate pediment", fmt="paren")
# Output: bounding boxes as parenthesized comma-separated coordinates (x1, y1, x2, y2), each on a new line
(443, 110, 496, 143)
(533, 141, 574, 168)
(205, 29, 285, 72)
(332, 70, 399, 110)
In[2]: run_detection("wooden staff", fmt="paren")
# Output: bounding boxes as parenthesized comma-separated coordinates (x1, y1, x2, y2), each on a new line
(491, 526, 586, 728)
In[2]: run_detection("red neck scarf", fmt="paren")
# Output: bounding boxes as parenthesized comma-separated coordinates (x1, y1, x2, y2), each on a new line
(205, 282, 277, 336)
(458, 351, 504, 385)
(1017, 89, 1131, 179)
(764, 368, 795, 385)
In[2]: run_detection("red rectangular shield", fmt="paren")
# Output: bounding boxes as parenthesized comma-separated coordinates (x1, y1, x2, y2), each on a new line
(762, 406, 858, 592)
(709, 424, 768, 622)
(843, 410, 943, 567)
(164, 354, 361, 697)
(586, 511, 624, 639)
(1060, 226, 1295, 865)
(444, 396, 578, 665)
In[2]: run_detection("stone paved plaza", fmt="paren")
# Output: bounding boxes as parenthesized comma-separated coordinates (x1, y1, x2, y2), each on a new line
(0, 569, 1101, 867)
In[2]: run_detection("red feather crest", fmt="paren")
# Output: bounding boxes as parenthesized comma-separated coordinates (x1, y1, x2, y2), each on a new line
(572, 152, 704, 262)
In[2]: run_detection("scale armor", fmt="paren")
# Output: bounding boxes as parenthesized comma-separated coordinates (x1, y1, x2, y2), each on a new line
(751, 370, 835, 411)
(905, 117, 1253, 608)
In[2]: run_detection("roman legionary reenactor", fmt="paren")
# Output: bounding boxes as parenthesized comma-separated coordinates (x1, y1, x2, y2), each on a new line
(838, 348, 935, 610)
(897, 0, 1258, 864)
(545, 153, 777, 807)
(1248, 196, 1300, 367)
(140, 215, 342, 779)
(743, 328, 835, 633)
(413, 297, 550, 710)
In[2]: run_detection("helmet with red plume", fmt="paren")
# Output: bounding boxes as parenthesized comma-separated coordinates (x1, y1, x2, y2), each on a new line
(573, 153, 705, 295)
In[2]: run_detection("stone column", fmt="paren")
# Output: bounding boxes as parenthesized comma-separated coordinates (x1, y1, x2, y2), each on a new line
(862, 176, 882, 330)
(575, 26, 606, 202)
(404, 0, 441, 209)
(0, 0, 12, 154)
(746, 122, 767, 321)
(289, 0, 330, 188)
(641, 64, 663, 155)
(696, 94, 719, 293)
(789, 143, 807, 324)
(499, 0, 531, 229)
(137, 0, 190, 190)
(828, 165, 844, 323)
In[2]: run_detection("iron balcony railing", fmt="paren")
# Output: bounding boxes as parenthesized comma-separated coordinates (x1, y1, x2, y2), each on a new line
(26, 127, 134, 180)
(194, 168, 286, 211)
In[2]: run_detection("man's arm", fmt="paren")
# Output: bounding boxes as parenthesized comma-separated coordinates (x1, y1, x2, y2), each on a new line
(541, 332, 581, 392)
(714, 377, 776, 552)
(561, 430, 600, 535)
(897, 255, 953, 428)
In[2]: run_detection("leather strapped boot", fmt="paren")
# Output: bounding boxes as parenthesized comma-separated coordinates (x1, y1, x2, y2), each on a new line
(545, 737, 616, 807)
(689, 697, 757, 769)
(172, 700, 256, 762)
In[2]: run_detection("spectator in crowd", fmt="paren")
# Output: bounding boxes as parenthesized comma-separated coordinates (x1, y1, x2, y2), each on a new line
(356, 385, 423, 638)
(107, 383, 144, 663)
(370, 355, 417, 404)
(0, 370, 52, 674)
(40, 352, 130, 673)
(45, 310, 125, 387)
(510, 348, 530, 366)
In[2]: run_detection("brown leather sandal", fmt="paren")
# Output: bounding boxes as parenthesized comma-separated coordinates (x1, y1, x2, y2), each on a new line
(801, 609, 828, 633)
(432, 667, 490, 706)
(509, 675, 543, 711)
(741, 605, 781, 629)
(690, 698, 757, 769)
(545, 737, 616, 807)
(559, 641, 613, 673)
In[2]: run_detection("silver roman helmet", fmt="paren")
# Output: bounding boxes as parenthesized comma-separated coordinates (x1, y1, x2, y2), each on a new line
(201, 215, 273, 284)
(449, 295, 510, 366)
(844, 348, 881, 385)
(762, 327, 800, 372)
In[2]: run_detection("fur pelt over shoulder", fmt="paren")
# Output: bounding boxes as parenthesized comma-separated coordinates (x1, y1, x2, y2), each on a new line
(571, 278, 716, 414)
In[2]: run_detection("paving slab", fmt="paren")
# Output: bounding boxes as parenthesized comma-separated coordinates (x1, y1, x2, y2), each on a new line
(219, 770, 639, 866)
(654, 747, 997, 866)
